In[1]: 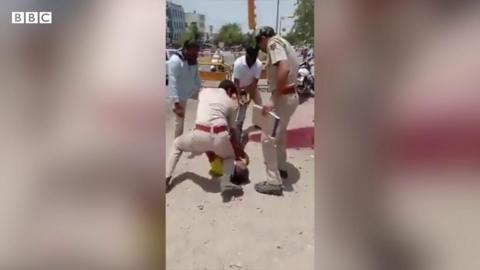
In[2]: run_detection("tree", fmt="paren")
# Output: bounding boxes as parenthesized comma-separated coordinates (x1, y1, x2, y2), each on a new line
(283, 31, 298, 45)
(214, 23, 246, 47)
(243, 32, 256, 48)
(181, 22, 200, 44)
(291, 0, 314, 45)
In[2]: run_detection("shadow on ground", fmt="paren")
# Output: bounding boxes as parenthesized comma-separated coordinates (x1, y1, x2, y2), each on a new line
(169, 172, 245, 202)
(283, 162, 301, 192)
(221, 189, 244, 203)
(170, 172, 220, 193)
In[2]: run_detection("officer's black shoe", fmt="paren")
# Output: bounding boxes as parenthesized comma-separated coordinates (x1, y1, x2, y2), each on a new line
(279, 170, 288, 179)
(254, 181, 283, 196)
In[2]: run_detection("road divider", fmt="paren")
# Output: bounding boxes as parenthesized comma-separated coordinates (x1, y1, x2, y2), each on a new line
(197, 62, 269, 90)
(198, 63, 232, 81)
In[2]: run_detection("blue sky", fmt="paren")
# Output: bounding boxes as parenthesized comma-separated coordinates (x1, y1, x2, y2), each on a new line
(171, 0, 297, 33)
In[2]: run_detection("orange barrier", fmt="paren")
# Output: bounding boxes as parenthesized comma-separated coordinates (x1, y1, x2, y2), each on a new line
(199, 71, 228, 81)
(198, 61, 212, 65)
(198, 63, 232, 81)
(196, 62, 269, 82)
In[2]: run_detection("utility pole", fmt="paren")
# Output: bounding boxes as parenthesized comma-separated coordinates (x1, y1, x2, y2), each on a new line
(275, 0, 280, 33)
(279, 16, 285, 36)
(248, 0, 256, 30)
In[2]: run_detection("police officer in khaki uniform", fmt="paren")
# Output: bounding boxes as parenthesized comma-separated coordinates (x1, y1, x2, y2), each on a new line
(166, 80, 249, 195)
(254, 26, 299, 196)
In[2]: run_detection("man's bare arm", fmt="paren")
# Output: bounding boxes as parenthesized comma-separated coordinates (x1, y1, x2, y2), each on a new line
(234, 78, 241, 91)
(229, 128, 246, 160)
(247, 78, 259, 92)
(245, 78, 259, 103)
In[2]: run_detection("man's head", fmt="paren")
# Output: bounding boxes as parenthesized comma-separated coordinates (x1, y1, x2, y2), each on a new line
(218, 80, 237, 97)
(231, 160, 249, 185)
(245, 46, 259, 68)
(182, 40, 200, 65)
(255, 26, 276, 52)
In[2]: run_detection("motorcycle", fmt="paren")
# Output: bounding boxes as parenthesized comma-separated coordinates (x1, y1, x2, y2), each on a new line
(296, 57, 314, 97)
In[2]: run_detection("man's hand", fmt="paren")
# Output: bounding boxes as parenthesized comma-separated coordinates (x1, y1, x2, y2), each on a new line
(173, 103, 184, 118)
(240, 152, 250, 166)
(235, 156, 249, 172)
(262, 100, 274, 116)
(236, 149, 249, 164)
(238, 89, 251, 106)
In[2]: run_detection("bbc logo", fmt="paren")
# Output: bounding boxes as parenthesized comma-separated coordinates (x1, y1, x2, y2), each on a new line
(11, 12, 52, 24)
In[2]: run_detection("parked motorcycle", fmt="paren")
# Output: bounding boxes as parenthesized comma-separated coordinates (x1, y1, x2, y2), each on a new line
(296, 57, 314, 96)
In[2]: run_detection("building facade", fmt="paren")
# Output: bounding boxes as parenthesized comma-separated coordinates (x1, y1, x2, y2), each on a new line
(185, 11, 206, 41)
(167, 1, 186, 45)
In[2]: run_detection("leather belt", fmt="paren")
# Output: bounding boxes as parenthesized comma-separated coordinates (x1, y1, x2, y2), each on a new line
(195, 124, 228, 134)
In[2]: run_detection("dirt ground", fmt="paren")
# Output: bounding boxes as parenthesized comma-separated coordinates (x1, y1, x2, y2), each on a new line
(165, 91, 315, 270)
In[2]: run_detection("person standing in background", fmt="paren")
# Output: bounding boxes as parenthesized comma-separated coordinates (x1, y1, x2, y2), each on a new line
(167, 40, 202, 138)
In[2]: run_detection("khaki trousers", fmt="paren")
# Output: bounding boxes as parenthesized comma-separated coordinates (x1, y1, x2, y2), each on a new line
(166, 129, 235, 181)
(261, 93, 299, 185)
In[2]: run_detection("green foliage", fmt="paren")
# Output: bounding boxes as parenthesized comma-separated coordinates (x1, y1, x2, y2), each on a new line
(181, 22, 200, 44)
(214, 23, 246, 47)
(283, 31, 298, 45)
(290, 0, 314, 45)
(243, 32, 256, 48)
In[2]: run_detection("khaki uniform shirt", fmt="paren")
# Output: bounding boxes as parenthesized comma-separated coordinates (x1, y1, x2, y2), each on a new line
(195, 87, 237, 128)
(266, 35, 299, 93)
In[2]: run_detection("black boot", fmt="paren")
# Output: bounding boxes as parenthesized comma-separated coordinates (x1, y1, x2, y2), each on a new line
(254, 181, 283, 196)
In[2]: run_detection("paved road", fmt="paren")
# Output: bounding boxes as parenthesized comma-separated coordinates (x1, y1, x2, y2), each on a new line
(165, 91, 314, 270)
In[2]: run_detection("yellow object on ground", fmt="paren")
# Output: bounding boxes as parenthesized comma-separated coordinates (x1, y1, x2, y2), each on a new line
(209, 157, 223, 176)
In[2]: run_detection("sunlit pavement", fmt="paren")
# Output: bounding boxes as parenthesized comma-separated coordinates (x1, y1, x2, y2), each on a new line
(165, 88, 314, 270)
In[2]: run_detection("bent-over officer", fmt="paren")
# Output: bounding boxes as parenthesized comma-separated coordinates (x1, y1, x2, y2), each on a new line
(165, 80, 249, 195)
